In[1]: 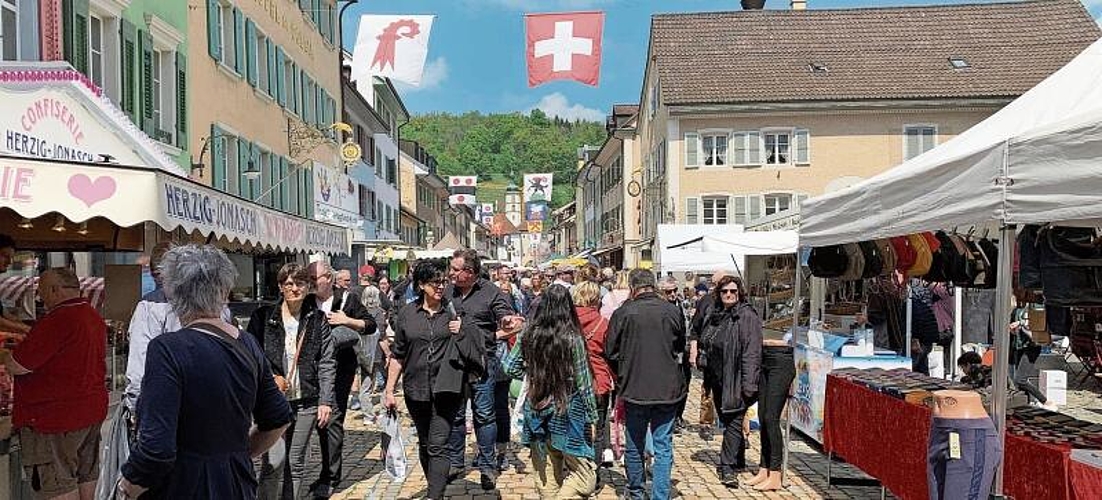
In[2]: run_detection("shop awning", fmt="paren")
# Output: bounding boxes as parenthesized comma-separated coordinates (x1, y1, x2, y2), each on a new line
(0, 275, 105, 310)
(0, 155, 350, 255)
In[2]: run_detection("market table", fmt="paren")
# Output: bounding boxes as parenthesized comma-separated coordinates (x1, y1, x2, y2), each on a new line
(823, 374, 1093, 500)
(1069, 452, 1102, 500)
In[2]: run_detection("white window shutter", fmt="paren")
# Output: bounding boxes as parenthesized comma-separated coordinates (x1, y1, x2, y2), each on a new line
(684, 133, 700, 168)
(797, 193, 809, 210)
(734, 195, 747, 224)
(686, 197, 700, 224)
(732, 132, 747, 165)
(905, 128, 919, 160)
(749, 195, 762, 221)
(795, 128, 810, 165)
(727, 195, 740, 225)
(747, 131, 762, 165)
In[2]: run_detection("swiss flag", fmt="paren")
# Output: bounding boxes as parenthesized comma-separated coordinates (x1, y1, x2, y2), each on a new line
(525, 11, 604, 87)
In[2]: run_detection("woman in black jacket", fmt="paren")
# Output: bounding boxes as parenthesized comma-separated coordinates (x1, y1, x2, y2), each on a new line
(247, 263, 335, 500)
(384, 260, 484, 500)
(697, 275, 762, 488)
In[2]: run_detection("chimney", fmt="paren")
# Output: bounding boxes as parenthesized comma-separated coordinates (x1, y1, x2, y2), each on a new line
(791, 0, 807, 10)
(741, 0, 766, 10)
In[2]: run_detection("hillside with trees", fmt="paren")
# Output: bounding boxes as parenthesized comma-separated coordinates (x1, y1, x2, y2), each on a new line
(402, 110, 607, 208)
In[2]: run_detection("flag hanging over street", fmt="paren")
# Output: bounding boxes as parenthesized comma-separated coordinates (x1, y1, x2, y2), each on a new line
(525, 11, 604, 87)
(523, 173, 554, 203)
(448, 176, 477, 206)
(352, 15, 435, 86)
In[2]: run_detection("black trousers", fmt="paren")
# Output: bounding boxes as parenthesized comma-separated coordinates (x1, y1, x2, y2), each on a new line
(675, 362, 692, 421)
(759, 346, 795, 471)
(593, 393, 611, 463)
(407, 394, 462, 500)
(317, 354, 358, 489)
(717, 408, 747, 472)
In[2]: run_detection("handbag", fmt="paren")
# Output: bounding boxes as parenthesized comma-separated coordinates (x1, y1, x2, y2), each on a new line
(329, 325, 361, 351)
(1039, 226, 1102, 306)
(699, 388, 716, 426)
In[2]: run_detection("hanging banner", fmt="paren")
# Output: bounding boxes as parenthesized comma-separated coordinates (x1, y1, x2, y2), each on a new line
(523, 173, 553, 204)
(313, 164, 361, 227)
(352, 15, 435, 86)
(448, 175, 477, 206)
(525, 11, 604, 87)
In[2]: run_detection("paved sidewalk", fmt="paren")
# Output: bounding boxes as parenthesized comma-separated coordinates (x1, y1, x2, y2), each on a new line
(308, 379, 892, 500)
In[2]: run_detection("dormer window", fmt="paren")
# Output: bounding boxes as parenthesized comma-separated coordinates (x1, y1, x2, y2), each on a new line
(808, 62, 829, 75)
(949, 56, 970, 70)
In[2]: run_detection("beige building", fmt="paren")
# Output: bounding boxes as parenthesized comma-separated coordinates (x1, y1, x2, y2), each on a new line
(188, 0, 342, 216)
(636, 0, 1099, 268)
(576, 105, 641, 268)
(399, 139, 451, 248)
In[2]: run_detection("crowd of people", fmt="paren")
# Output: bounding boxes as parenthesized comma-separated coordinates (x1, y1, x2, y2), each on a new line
(0, 236, 796, 500)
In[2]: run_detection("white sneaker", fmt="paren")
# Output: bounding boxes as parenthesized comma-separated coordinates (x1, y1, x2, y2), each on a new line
(602, 449, 614, 466)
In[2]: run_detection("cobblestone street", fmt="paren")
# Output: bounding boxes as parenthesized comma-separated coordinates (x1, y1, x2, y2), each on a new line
(308, 378, 893, 500)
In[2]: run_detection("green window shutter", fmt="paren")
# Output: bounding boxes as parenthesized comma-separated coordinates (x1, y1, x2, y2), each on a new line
(265, 39, 275, 95)
(238, 140, 251, 198)
(121, 19, 138, 121)
(62, 0, 90, 74)
(274, 47, 286, 106)
(206, 0, 221, 61)
(139, 30, 154, 135)
(315, 84, 323, 128)
(232, 8, 244, 74)
(310, 0, 319, 26)
(175, 52, 188, 148)
(305, 167, 314, 219)
(212, 125, 226, 191)
(245, 19, 258, 86)
(290, 62, 299, 114)
(280, 158, 291, 211)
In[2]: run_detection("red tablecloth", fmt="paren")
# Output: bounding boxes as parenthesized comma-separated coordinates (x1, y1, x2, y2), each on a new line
(822, 375, 1081, 500)
(1069, 458, 1102, 500)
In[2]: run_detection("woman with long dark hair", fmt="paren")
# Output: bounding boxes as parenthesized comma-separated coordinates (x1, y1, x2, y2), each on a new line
(696, 275, 762, 488)
(503, 285, 598, 498)
(384, 260, 483, 500)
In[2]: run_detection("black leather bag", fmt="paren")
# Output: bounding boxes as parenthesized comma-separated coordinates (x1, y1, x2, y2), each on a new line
(809, 245, 849, 278)
(1039, 226, 1102, 307)
(859, 241, 883, 279)
(1018, 225, 1044, 289)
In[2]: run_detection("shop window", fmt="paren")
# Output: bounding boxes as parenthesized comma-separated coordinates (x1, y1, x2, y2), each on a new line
(702, 196, 728, 225)
(905, 125, 937, 160)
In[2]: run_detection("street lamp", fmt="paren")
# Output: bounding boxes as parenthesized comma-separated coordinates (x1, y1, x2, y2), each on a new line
(243, 159, 261, 181)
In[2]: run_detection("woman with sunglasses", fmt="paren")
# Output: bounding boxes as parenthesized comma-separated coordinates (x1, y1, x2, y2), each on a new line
(384, 259, 484, 500)
(696, 275, 762, 488)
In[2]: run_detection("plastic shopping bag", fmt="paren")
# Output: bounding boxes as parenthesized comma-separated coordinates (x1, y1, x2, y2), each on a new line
(510, 377, 528, 438)
(95, 405, 131, 500)
(381, 409, 408, 480)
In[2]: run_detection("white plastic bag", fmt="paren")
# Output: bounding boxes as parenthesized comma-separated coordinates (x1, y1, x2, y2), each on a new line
(510, 377, 528, 438)
(381, 410, 408, 480)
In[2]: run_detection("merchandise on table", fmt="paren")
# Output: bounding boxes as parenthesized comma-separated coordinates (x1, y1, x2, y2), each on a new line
(1006, 407, 1102, 449)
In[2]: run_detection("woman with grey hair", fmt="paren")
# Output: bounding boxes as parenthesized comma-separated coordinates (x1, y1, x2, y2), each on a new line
(118, 245, 293, 499)
(356, 285, 390, 424)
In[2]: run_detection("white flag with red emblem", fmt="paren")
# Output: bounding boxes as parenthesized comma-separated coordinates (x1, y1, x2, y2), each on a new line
(352, 15, 435, 86)
(525, 11, 604, 87)
(448, 176, 477, 206)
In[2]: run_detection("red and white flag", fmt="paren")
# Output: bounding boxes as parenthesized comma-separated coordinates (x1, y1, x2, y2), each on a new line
(352, 15, 435, 86)
(525, 11, 604, 87)
(448, 176, 477, 206)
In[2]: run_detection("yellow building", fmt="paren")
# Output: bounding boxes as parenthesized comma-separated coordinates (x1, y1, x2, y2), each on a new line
(188, 0, 342, 217)
(635, 0, 1099, 268)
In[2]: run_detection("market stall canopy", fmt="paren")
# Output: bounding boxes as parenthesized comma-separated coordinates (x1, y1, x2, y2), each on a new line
(0, 62, 184, 175)
(701, 230, 799, 256)
(657, 224, 746, 274)
(0, 155, 350, 255)
(800, 38, 1102, 248)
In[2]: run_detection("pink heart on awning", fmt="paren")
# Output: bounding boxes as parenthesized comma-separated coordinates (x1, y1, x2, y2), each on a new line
(68, 174, 117, 207)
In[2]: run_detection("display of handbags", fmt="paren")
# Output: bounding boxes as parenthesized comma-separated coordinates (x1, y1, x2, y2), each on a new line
(808, 233, 1001, 288)
(1017, 225, 1102, 307)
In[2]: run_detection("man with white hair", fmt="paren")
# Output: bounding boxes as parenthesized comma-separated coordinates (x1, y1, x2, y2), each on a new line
(2, 268, 108, 500)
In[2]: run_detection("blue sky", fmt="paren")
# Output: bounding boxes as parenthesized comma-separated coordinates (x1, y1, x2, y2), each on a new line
(343, 0, 1102, 120)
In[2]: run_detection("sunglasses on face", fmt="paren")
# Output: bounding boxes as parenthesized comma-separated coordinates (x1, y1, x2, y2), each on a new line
(720, 288, 739, 295)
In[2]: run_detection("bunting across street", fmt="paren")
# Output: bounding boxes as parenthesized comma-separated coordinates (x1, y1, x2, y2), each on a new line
(448, 175, 478, 206)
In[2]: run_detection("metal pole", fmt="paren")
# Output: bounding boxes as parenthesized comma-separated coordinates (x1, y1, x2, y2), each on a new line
(905, 282, 913, 358)
(990, 224, 1017, 496)
(781, 248, 803, 486)
(952, 286, 964, 380)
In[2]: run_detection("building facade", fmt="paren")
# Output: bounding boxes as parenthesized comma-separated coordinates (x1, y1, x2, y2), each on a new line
(188, 0, 343, 219)
(637, 0, 1100, 268)
(400, 139, 448, 249)
(577, 105, 639, 268)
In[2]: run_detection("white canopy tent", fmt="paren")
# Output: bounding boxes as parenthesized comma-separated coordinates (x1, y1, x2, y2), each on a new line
(797, 38, 1102, 495)
(801, 38, 1102, 247)
(700, 231, 799, 257)
(656, 224, 746, 274)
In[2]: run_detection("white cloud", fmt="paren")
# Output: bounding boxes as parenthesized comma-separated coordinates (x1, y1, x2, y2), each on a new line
(527, 93, 605, 122)
(394, 57, 448, 93)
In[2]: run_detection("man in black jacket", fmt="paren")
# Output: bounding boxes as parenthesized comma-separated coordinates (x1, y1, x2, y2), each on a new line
(307, 261, 376, 498)
(606, 269, 687, 500)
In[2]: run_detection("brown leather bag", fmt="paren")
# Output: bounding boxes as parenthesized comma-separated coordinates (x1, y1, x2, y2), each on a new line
(277, 329, 308, 394)
(699, 388, 716, 426)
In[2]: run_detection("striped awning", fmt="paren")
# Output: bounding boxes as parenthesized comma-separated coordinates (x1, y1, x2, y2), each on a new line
(0, 275, 106, 311)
